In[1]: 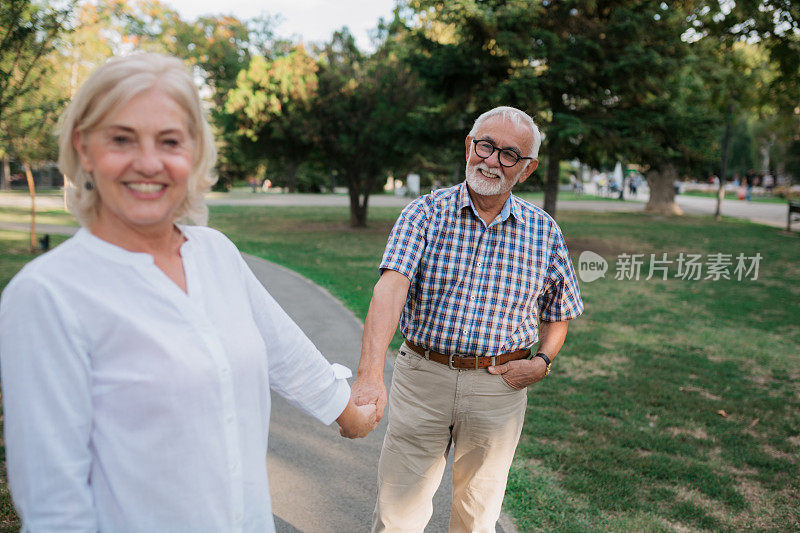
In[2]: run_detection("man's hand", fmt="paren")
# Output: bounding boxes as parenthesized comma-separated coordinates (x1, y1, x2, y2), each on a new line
(487, 358, 548, 389)
(351, 377, 388, 422)
(337, 400, 378, 439)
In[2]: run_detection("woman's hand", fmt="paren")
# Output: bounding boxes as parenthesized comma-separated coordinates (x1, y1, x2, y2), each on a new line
(336, 399, 378, 439)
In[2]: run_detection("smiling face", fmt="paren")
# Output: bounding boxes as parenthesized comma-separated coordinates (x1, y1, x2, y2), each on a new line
(74, 87, 195, 239)
(465, 115, 538, 198)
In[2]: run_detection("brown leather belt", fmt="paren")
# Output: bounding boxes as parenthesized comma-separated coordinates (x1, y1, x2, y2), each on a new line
(404, 339, 530, 370)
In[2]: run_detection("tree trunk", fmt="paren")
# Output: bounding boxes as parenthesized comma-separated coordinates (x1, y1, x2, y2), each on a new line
(760, 141, 771, 174)
(543, 140, 561, 217)
(23, 162, 37, 252)
(349, 193, 368, 227)
(716, 102, 734, 220)
(644, 164, 683, 215)
(287, 160, 298, 193)
(347, 176, 367, 227)
(1, 155, 10, 191)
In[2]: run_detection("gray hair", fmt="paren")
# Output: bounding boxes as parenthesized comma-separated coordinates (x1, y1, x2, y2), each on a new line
(468, 106, 542, 159)
(58, 53, 217, 227)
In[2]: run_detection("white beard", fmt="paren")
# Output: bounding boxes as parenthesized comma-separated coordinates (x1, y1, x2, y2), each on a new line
(465, 162, 519, 196)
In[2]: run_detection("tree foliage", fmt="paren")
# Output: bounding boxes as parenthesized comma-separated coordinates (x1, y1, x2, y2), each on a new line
(396, 0, 719, 215)
(226, 46, 319, 192)
(313, 29, 429, 226)
(0, 0, 74, 165)
(2, 0, 798, 224)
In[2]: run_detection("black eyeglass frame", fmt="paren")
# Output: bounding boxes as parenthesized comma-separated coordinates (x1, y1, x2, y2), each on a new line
(471, 139, 534, 168)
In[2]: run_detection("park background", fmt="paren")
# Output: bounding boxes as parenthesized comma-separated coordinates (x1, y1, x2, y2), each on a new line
(1, 0, 799, 531)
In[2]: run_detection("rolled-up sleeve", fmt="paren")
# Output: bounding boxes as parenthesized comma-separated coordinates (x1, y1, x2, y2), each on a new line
(538, 230, 584, 322)
(0, 277, 97, 532)
(240, 257, 350, 426)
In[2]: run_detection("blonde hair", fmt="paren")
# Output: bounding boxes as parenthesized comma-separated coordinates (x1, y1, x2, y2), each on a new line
(58, 53, 217, 227)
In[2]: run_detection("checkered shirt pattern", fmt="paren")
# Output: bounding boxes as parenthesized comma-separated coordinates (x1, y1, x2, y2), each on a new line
(380, 182, 583, 357)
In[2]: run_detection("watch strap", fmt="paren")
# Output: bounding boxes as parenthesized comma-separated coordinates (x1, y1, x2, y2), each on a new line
(533, 352, 552, 376)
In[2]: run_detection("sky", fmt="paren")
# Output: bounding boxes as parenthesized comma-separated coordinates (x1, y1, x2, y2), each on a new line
(161, 0, 398, 51)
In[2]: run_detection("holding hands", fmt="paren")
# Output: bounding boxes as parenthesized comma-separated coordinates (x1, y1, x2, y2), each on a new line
(351, 378, 387, 423)
(336, 394, 379, 439)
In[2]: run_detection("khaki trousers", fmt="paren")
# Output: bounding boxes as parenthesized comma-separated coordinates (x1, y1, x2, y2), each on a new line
(373, 343, 527, 533)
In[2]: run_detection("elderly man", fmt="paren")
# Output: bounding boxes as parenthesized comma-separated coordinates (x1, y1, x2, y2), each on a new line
(354, 106, 584, 532)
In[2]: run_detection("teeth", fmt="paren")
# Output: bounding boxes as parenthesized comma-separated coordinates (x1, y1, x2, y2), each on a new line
(126, 182, 165, 193)
(480, 169, 499, 179)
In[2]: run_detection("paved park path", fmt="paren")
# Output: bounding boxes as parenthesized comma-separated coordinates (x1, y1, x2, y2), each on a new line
(245, 255, 487, 532)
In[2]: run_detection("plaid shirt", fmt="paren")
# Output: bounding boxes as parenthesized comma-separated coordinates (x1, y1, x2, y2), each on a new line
(380, 182, 583, 356)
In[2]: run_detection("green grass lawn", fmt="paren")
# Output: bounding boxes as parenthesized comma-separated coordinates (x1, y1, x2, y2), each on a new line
(0, 206, 78, 228)
(518, 191, 625, 203)
(0, 203, 798, 531)
(680, 190, 790, 204)
(211, 206, 800, 532)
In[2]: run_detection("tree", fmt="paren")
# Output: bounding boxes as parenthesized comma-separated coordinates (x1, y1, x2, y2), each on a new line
(160, 12, 281, 187)
(687, 1, 799, 215)
(695, 1, 799, 180)
(397, 0, 718, 217)
(226, 45, 319, 192)
(396, 1, 544, 194)
(0, 0, 74, 190)
(619, 54, 718, 215)
(312, 29, 429, 226)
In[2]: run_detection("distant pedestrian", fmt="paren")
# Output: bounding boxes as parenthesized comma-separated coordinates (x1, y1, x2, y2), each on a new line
(745, 169, 756, 201)
(763, 174, 774, 191)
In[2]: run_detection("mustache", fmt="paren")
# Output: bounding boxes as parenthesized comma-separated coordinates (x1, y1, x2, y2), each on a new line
(471, 162, 501, 178)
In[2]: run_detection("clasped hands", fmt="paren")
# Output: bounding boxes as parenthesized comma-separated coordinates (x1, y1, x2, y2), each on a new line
(336, 377, 386, 439)
(336, 394, 379, 438)
(336, 378, 387, 439)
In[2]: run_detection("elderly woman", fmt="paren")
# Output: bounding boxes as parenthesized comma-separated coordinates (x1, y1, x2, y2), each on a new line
(0, 53, 376, 531)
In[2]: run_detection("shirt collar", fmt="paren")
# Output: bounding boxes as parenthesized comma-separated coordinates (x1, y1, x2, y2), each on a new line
(458, 181, 526, 226)
(75, 225, 191, 266)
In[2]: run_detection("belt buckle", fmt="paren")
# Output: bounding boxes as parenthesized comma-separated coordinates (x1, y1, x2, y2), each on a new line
(448, 353, 468, 370)
(448, 353, 479, 370)
(448, 353, 457, 370)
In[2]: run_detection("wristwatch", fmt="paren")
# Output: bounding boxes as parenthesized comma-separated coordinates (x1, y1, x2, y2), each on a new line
(529, 352, 552, 376)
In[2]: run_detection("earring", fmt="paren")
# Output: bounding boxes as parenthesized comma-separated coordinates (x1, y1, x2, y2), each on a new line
(85, 181, 94, 191)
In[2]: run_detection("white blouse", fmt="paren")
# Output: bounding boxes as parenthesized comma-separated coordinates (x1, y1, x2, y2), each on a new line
(0, 226, 351, 532)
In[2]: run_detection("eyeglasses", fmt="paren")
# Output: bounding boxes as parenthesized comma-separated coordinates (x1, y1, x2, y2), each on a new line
(472, 139, 533, 168)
